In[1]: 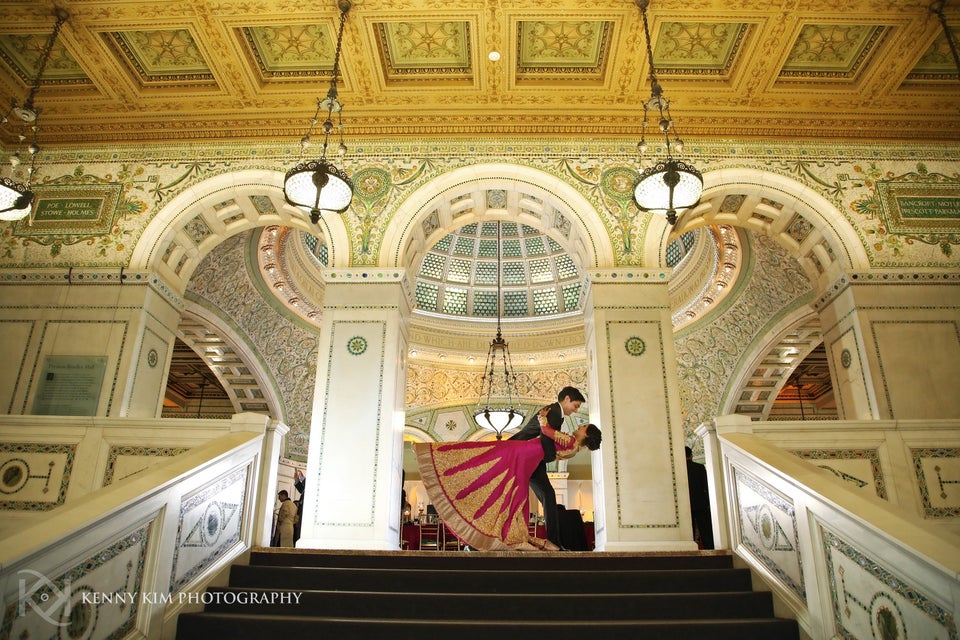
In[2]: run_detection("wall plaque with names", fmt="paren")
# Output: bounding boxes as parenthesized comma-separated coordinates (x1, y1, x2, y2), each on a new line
(876, 180, 960, 233)
(13, 183, 122, 236)
(32, 355, 108, 416)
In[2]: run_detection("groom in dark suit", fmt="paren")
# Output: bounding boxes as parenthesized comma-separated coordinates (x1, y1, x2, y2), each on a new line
(509, 385, 585, 549)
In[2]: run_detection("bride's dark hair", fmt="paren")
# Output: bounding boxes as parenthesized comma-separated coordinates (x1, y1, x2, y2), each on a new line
(583, 424, 602, 451)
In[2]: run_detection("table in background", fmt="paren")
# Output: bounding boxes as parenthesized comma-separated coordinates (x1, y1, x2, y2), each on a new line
(402, 522, 594, 551)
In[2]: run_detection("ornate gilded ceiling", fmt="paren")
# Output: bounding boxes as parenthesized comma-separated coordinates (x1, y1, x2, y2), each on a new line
(0, 0, 958, 147)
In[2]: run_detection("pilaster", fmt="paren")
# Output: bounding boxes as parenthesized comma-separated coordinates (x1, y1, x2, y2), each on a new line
(584, 268, 697, 552)
(297, 269, 412, 550)
(814, 271, 960, 420)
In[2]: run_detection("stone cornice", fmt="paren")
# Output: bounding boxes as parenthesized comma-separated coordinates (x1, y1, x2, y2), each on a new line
(813, 271, 960, 311)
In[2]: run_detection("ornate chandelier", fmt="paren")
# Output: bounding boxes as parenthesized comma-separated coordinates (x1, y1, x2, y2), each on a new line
(632, 0, 702, 226)
(473, 221, 526, 439)
(283, 0, 354, 224)
(0, 9, 69, 222)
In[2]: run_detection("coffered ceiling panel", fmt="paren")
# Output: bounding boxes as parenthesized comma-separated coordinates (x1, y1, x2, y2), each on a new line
(241, 24, 339, 80)
(375, 21, 473, 83)
(0, 33, 87, 86)
(779, 24, 887, 81)
(0, 0, 956, 146)
(516, 20, 612, 82)
(653, 22, 749, 76)
(105, 29, 214, 85)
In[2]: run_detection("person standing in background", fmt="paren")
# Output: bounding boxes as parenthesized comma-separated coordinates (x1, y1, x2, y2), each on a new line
(686, 446, 714, 549)
(275, 490, 298, 547)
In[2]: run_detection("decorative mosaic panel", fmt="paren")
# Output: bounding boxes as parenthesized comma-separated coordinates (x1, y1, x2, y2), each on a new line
(876, 177, 960, 234)
(1, 524, 149, 639)
(13, 184, 123, 237)
(103, 445, 189, 486)
(733, 467, 805, 600)
(912, 447, 960, 518)
(822, 528, 958, 639)
(792, 448, 887, 499)
(183, 215, 213, 245)
(169, 465, 248, 593)
(0, 442, 76, 511)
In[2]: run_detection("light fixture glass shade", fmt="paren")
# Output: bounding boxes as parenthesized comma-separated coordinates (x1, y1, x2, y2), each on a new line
(283, 159, 354, 221)
(473, 406, 525, 434)
(0, 177, 35, 221)
(633, 159, 703, 225)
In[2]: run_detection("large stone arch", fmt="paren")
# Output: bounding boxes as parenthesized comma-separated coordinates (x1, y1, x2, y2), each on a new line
(664, 168, 868, 289)
(129, 168, 351, 295)
(378, 163, 616, 273)
(129, 169, 339, 435)
(721, 308, 824, 420)
(176, 304, 286, 421)
(662, 169, 861, 428)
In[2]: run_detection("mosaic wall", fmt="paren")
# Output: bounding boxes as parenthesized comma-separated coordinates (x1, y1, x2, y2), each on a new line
(0, 140, 956, 272)
(792, 448, 887, 499)
(406, 363, 588, 413)
(169, 465, 248, 593)
(0, 442, 75, 511)
(186, 233, 318, 460)
(2, 524, 150, 639)
(676, 233, 814, 442)
(913, 447, 960, 519)
(823, 528, 958, 639)
(0, 139, 956, 460)
(733, 466, 805, 600)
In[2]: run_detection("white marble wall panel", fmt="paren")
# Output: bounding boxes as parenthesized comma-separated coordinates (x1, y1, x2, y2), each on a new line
(169, 465, 248, 593)
(821, 527, 957, 639)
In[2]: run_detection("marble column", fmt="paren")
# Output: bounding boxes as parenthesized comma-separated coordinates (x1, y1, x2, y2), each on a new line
(297, 269, 412, 550)
(584, 269, 698, 551)
(814, 272, 960, 420)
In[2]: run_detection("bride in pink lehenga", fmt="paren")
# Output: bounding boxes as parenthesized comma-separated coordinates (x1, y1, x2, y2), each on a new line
(413, 408, 602, 552)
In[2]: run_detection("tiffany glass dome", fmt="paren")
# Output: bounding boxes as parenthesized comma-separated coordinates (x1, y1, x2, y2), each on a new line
(413, 221, 583, 320)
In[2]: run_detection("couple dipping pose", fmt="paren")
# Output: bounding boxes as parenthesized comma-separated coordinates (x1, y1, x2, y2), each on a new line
(414, 386, 601, 552)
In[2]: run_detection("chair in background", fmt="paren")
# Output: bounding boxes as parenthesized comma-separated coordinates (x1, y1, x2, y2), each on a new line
(442, 524, 462, 551)
(419, 522, 441, 551)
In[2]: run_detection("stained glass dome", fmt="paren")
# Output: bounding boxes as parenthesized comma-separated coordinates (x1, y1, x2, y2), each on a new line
(414, 221, 583, 319)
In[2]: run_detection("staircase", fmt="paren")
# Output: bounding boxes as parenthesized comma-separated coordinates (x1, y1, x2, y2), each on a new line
(176, 549, 799, 640)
